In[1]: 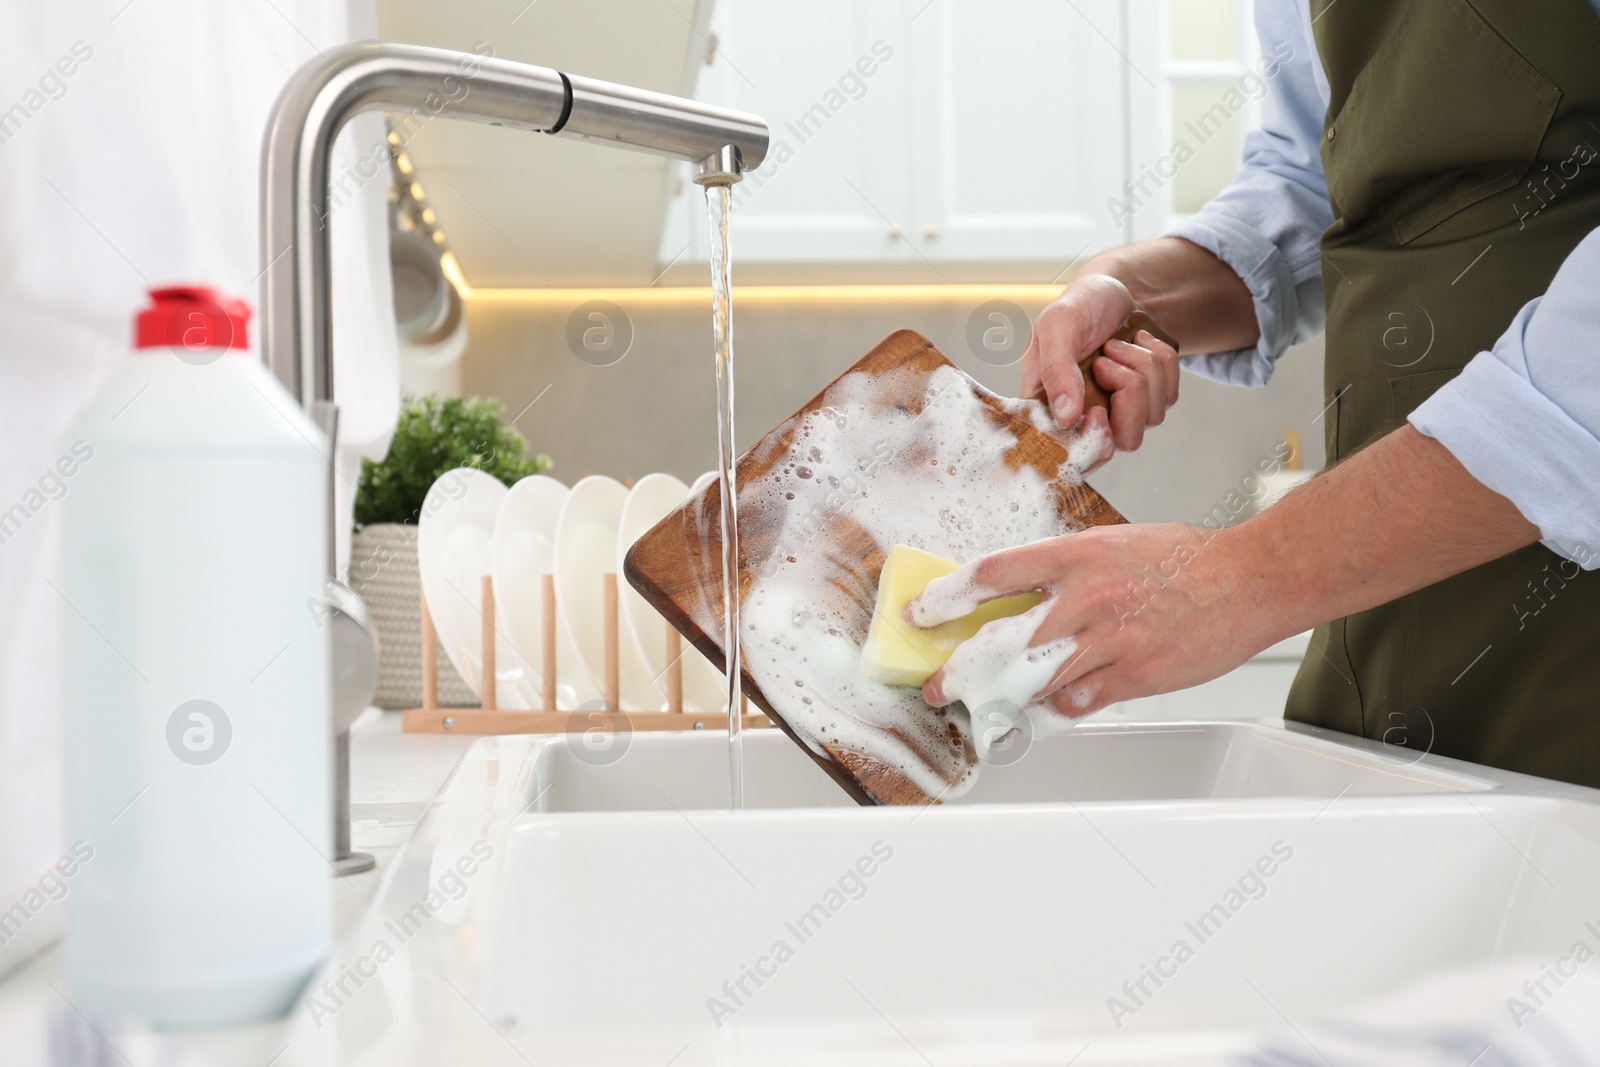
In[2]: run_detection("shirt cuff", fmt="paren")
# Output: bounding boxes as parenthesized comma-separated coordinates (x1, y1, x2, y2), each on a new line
(1164, 214, 1304, 388)
(1410, 353, 1600, 569)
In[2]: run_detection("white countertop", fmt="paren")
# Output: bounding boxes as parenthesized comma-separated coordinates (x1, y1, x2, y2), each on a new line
(0, 634, 1323, 1065)
(11, 682, 1600, 1065)
(0, 710, 476, 1067)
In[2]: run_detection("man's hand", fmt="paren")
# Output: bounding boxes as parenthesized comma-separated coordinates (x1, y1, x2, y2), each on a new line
(902, 426, 1542, 727)
(1023, 237, 1261, 447)
(907, 523, 1289, 723)
(1022, 275, 1179, 450)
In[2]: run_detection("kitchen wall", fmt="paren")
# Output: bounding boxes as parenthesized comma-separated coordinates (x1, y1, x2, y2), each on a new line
(461, 293, 1326, 525)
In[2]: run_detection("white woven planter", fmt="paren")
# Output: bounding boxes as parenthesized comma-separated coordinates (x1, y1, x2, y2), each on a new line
(349, 523, 477, 709)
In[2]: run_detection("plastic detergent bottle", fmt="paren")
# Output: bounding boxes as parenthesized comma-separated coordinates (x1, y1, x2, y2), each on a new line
(61, 286, 331, 1027)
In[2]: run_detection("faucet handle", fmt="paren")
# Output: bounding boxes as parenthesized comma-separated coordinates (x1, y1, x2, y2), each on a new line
(319, 578, 381, 735)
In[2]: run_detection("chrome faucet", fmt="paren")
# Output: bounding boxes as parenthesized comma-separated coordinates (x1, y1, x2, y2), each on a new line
(258, 41, 768, 874)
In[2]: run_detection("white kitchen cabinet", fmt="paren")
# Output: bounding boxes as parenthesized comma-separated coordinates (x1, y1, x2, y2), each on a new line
(661, 0, 1133, 275)
(723, 0, 913, 263)
(660, 0, 915, 269)
(904, 0, 1130, 264)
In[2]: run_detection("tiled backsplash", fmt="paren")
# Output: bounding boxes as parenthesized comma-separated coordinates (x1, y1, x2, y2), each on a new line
(462, 293, 1326, 526)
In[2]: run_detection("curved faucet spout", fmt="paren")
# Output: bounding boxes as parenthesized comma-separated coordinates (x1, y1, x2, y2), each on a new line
(258, 39, 768, 875)
(259, 39, 768, 410)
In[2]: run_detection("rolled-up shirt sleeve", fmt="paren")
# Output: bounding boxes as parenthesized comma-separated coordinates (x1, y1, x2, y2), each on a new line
(1164, 0, 1333, 386)
(1410, 226, 1600, 569)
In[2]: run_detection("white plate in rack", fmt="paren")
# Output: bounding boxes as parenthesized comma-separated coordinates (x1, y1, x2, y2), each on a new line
(491, 475, 595, 710)
(617, 474, 726, 713)
(552, 475, 661, 711)
(416, 467, 532, 708)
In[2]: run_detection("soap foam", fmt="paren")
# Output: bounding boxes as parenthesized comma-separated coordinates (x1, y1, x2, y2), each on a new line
(907, 560, 986, 627)
(935, 601, 1082, 762)
(995, 392, 1113, 471)
(721, 364, 1101, 800)
(1065, 415, 1112, 471)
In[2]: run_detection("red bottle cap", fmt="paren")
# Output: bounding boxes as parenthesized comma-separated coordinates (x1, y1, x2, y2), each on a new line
(134, 286, 251, 353)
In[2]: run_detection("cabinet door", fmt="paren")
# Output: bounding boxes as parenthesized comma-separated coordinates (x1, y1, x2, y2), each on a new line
(907, 0, 1131, 265)
(661, 0, 916, 267)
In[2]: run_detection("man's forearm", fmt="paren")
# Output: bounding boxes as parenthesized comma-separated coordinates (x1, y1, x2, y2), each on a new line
(1220, 425, 1541, 637)
(1083, 237, 1260, 357)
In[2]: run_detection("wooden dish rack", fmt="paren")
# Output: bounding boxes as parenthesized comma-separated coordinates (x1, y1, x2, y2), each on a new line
(401, 572, 769, 735)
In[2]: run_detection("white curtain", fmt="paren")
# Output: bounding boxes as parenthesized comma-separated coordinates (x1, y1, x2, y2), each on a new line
(0, 0, 398, 977)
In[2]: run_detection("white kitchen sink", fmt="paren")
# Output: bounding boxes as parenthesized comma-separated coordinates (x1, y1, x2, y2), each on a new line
(481, 794, 1594, 1063)
(276, 722, 1600, 1066)
(526, 720, 1494, 813)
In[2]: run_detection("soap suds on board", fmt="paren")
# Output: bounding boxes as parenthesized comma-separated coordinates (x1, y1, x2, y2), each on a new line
(717, 365, 1101, 800)
(995, 393, 1113, 471)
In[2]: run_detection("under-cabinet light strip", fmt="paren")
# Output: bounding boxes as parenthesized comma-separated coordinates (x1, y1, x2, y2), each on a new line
(441, 254, 1063, 306)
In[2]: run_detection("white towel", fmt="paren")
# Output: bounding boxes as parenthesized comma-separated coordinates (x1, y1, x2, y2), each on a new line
(1226, 959, 1600, 1066)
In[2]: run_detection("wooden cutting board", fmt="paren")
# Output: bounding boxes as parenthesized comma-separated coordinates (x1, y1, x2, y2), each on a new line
(624, 316, 1171, 805)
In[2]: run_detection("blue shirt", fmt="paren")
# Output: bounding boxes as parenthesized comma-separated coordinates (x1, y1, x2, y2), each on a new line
(1167, 0, 1600, 568)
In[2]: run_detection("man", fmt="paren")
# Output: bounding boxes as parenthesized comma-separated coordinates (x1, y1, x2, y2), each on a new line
(911, 0, 1600, 787)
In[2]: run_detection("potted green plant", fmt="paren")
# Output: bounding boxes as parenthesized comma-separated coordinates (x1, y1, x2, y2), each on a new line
(349, 395, 552, 709)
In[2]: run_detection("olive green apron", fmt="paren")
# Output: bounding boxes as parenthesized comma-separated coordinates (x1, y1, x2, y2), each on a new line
(1286, 0, 1600, 786)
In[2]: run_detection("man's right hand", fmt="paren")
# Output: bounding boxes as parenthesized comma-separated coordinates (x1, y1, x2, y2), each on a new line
(1021, 273, 1182, 451)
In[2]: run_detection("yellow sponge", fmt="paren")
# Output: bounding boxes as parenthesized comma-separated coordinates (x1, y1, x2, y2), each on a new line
(859, 544, 1042, 687)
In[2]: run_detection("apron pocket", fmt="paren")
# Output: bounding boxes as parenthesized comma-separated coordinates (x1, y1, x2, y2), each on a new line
(1320, 0, 1559, 244)
(1390, 368, 1461, 428)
